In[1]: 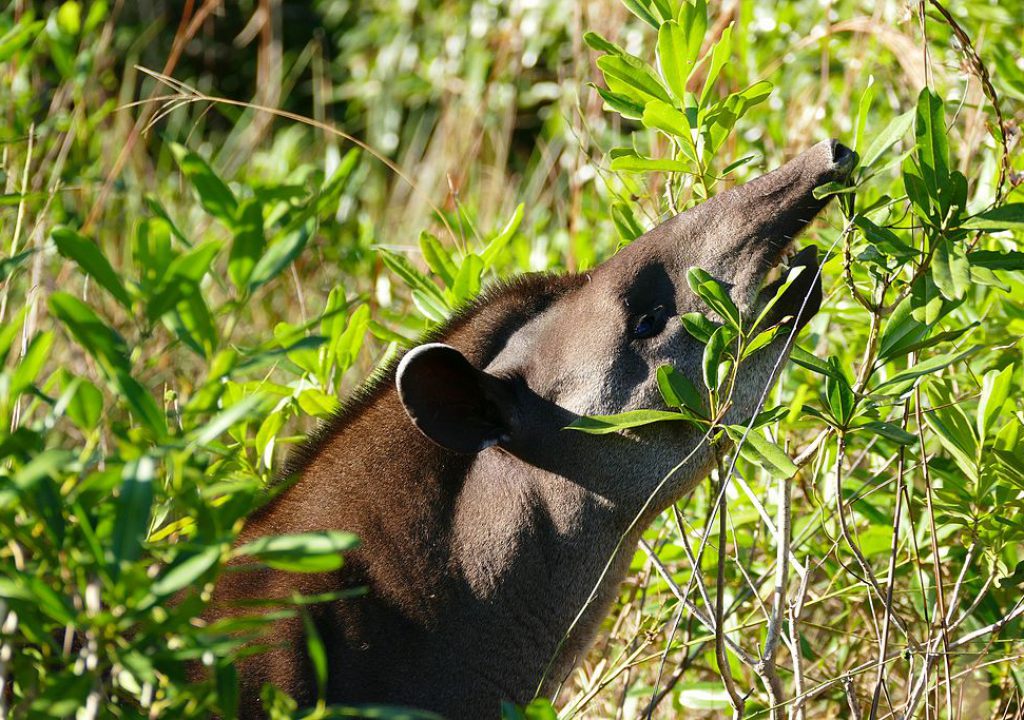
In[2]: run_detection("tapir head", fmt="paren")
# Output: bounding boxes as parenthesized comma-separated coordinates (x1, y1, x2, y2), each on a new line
(397, 140, 854, 509)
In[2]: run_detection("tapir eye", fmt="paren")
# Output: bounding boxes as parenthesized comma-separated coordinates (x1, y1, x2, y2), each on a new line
(632, 305, 668, 340)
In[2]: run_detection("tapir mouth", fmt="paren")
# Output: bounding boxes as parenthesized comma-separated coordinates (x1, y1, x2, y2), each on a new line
(756, 245, 823, 331)
(747, 139, 855, 332)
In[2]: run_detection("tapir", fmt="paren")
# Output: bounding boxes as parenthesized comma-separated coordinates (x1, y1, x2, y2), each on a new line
(207, 139, 854, 718)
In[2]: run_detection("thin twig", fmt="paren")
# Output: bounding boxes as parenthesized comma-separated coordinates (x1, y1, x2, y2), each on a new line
(715, 465, 747, 719)
(868, 407, 911, 719)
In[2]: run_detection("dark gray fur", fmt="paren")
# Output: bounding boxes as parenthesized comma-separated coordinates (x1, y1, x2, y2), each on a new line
(206, 139, 854, 718)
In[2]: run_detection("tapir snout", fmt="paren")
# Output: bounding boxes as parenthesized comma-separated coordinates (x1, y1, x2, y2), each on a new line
(608, 138, 855, 329)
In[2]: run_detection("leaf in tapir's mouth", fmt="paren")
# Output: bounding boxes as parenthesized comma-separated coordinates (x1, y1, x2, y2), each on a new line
(756, 245, 823, 331)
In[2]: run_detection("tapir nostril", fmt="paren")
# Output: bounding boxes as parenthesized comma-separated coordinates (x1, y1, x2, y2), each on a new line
(830, 139, 854, 165)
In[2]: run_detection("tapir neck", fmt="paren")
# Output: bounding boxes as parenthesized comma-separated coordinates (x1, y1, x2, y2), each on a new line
(261, 383, 642, 707)
(446, 448, 639, 698)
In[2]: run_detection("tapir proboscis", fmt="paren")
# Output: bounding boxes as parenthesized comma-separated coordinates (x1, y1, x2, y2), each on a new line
(206, 139, 855, 718)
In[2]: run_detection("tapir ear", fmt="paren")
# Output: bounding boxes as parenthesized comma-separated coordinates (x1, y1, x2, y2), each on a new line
(396, 343, 513, 454)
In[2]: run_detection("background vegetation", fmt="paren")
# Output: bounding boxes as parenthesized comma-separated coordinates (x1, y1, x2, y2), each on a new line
(0, 0, 1022, 718)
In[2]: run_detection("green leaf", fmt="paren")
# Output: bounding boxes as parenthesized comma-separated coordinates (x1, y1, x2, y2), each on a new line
(649, 0, 672, 22)
(0, 19, 45, 63)
(379, 248, 450, 311)
(171, 289, 218, 358)
(856, 420, 917, 446)
(234, 531, 360, 573)
(191, 395, 264, 447)
(967, 250, 1024, 271)
(49, 292, 130, 375)
(726, 426, 798, 479)
(909, 272, 945, 325)
(657, 21, 690, 102)
(861, 109, 914, 169)
(677, 682, 731, 710)
(113, 369, 168, 439)
(451, 253, 484, 304)
(611, 201, 645, 243)
(228, 199, 266, 291)
(9, 332, 53, 399)
(57, 1, 82, 34)
(518, 698, 559, 720)
(742, 324, 789, 359)
(51, 227, 132, 308)
(296, 387, 341, 417)
(334, 303, 370, 373)
(931, 237, 970, 301)
(315, 147, 361, 216)
(914, 88, 950, 199)
(145, 241, 224, 321)
(302, 609, 328, 698)
(583, 31, 624, 56)
(596, 54, 672, 104)
(167, 239, 222, 283)
(825, 358, 855, 426)
(753, 264, 809, 330)
(977, 365, 1013, 443)
(215, 663, 239, 720)
(151, 545, 222, 597)
(702, 324, 732, 391)
(896, 324, 978, 358)
(962, 204, 1024, 231)
(0, 305, 27, 366)
(789, 345, 835, 377)
(924, 385, 979, 480)
(144, 196, 189, 246)
(642, 99, 690, 138)
(566, 409, 691, 434)
(678, 0, 708, 68)
(878, 296, 927, 360)
(0, 248, 34, 282)
(699, 24, 732, 107)
(481, 203, 523, 268)
(410, 288, 450, 323)
(110, 456, 155, 571)
(610, 150, 690, 173)
(24, 577, 74, 625)
(621, 0, 659, 28)
(680, 312, 717, 343)
(66, 378, 103, 430)
(874, 347, 976, 393)
(593, 86, 646, 120)
(249, 219, 314, 290)
(656, 364, 707, 417)
(854, 216, 919, 261)
(687, 267, 740, 328)
(812, 181, 856, 201)
(852, 78, 874, 153)
(902, 157, 933, 223)
(170, 143, 237, 225)
(419, 232, 457, 288)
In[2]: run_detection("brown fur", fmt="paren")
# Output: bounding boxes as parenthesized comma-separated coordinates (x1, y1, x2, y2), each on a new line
(211, 274, 590, 715)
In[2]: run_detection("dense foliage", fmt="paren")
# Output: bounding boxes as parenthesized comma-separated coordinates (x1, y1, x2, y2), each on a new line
(1, 1, 1022, 718)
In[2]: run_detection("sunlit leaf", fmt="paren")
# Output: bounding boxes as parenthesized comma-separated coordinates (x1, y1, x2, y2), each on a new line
(726, 426, 797, 479)
(170, 143, 238, 225)
(52, 227, 132, 308)
(566, 409, 691, 434)
(110, 456, 155, 572)
(861, 109, 914, 169)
